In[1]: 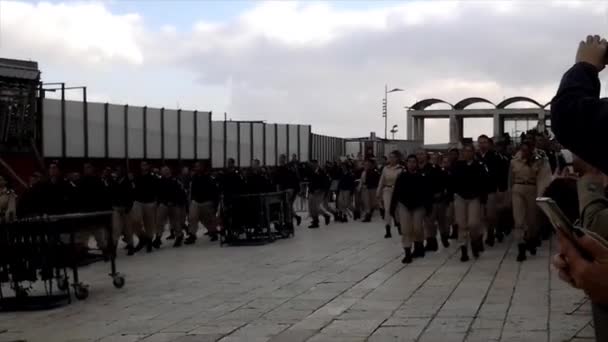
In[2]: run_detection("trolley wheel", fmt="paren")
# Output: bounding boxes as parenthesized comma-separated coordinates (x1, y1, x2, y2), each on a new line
(74, 284, 89, 300)
(57, 277, 69, 291)
(112, 275, 126, 289)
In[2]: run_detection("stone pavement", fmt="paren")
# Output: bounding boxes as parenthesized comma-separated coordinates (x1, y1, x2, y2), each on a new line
(0, 220, 595, 342)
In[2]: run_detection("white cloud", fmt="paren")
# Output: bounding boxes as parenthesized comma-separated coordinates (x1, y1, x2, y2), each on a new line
(2, 0, 608, 144)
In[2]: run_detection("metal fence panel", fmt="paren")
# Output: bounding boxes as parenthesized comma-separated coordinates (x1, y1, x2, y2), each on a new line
(211, 121, 224, 168)
(65, 100, 85, 157)
(239, 123, 251, 167)
(299, 125, 310, 162)
(146, 107, 162, 159)
(164, 109, 178, 159)
(87, 102, 105, 158)
(127, 106, 144, 159)
(180, 110, 195, 160)
(108, 104, 125, 158)
(42, 98, 62, 157)
(196, 111, 211, 160)
(252, 123, 264, 163)
(265, 124, 276, 166)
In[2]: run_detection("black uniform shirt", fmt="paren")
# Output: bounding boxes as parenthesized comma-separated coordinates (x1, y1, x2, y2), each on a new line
(134, 173, 158, 203)
(450, 160, 488, 200)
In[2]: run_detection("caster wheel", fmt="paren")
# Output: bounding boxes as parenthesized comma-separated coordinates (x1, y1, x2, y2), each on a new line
(57, 277, 69, 291)
(74, 284, 89, 300)
(112, 275, 125, 289)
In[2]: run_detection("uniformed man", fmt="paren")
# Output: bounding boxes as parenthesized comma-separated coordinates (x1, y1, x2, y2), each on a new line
(0, 175, 16, 222)
(187, 161, 220, 244)
(446, 148, 460, 240)
(77, 162, 112, 253)
(417, 149, 446, 252)
(476, 135, 502, 247)
(155, 166, 187, 248)
(495, 140, 513, 240)
(352, 160, 364, 220)
(40, 162, 72, 215)
(360, 159, 380, 223)
(510, 140, 552, 262)
(451, 144, 488, 262)
(308, 160, 330, 228)
(168, 166, 192, 240)
(109, 165, 135, 255)
(131, 161, 158, 253)
(391, 154, 431, 263)
(336, 162, 356, 223)
(377, 151, 403, 238)
(221, 158, 245, 197)
(275, 154, 302, 226)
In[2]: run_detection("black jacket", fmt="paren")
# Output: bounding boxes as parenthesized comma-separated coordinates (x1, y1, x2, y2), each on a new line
(310, 168, 330, 192)
(191, 173, 220, 204)
(274, 165, 300, 191)
(477, 151, 502, 193)
(421, 163, 446, 197)
(158, 177, 187, 206)
(79, 175, 111, 212)
(390, 170, 432, 216)
(133, 173, 158, 203)
(450, 160, 488, 201)
(109, 176, 133, 209)
(496, 152, 511, 192)
(552, 62, 608, 175)
(246, 172, 273, 194)
(221, 169, 244, 196)
(362, 168, 381, 188)
(338, 170, 356, 191)
(40, 178, 74, 215)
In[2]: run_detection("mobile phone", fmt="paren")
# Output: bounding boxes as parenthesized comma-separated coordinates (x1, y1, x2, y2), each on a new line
(536, 197, 608, 260)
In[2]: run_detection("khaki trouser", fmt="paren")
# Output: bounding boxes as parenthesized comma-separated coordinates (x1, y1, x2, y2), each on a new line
(189, 201, 218, 234)
(361, 187, 378, 215)
(337, 191, 353, 213)
(308, 190, 325, 222)
(381, 187, 395, 226)
(454, 195, 482, 245)
(157, 204, 185, 238)
(397, 203, 425, 248)
(130, 201, 157, 240)
(425, 200, 449, 239)
(512, 184, 537, 243)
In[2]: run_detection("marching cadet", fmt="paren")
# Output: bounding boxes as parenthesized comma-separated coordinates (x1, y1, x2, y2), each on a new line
(308, 160, 330, 228)
(78, 162, 112, 254)
(417, 149, 444, 252)
(131, 161, 159, 253)
(155, 166, 187, 248)
(109, 165, 135, 255)
(0, 176, 16, 222)
(391, 154, 431, 263)
(221, 158, 244, 197)
(451, 144, 488, 262)
(446, 148, 460, 240)
(495, 139, 513, 240)
(430, 152, 451, 248)
(440, 155, 454, 247)
(187, 161, 220, 244)
(336, 163, 356, 223)
(275, 154, 303, 226)
(377, 151, 403, 238)
(168, 166, 192, 240)
(40, 162, 72, 215)
(360, 159, 380, 223)
(476, 135, 502, 247)
(509, 140, 552, 262)
(352, 160, 364, 220)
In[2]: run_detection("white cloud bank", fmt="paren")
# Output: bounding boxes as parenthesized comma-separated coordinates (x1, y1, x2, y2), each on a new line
(1, 0, 608, 143)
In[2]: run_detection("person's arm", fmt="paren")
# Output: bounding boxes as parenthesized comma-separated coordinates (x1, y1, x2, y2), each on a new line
(537, 158, 553, 196)
(376, 168, 386, 198)
(577, 173, 608, 239)
(552, 36, 608, 174)
(390, 174, 401, 218)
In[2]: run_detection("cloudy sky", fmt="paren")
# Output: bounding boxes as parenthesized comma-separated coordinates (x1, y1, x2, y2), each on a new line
(1, 0, 608, 143)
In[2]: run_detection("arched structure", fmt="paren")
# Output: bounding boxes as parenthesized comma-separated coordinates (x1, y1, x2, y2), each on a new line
(453, 97, 495, 110)
(407, 96, 550, 146)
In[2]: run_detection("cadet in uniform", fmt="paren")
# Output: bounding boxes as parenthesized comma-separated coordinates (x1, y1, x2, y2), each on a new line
(451, 144, 488, 262)
(417, 149, 445, 252)
(509, 140, 552, 262)
(187, 161, 220, 244)
(360, 159, 380, 222)
(0, 176, 16, 222)
(131, 161, 159, 253)
(336, 163, 356, 222)
(156, 166, 187, 248)
(308, 160, 330, 228)
(109, 165, 135, 255)
(495, 140, 513, 240)
(476, 135, 502, 247)
(391, 154, 430, 263)
(377, 151, 402, 238)
(275, 155, 302, 226)
(446, 148, 460, 240)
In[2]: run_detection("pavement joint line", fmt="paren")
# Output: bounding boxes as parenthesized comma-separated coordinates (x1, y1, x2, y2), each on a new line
(461, 239, 514, 342)
(363, 246, 461, 341)
(412, 247, 478, 342)
(497, 242, 524, 342)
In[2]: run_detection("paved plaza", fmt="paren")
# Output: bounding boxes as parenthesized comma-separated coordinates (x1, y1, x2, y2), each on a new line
(0, 220, 595, 342)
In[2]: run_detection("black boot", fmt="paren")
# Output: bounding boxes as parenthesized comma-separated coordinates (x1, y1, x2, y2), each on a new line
(126, 244, 136, 256)
(342, 214, 348, 223)
(380, 208, 385, 220)
(460, 245, 470, 262)
(485, 229, 495, 247)
(402, 248, 413, 264)
(527, 239, 538, 256)
(166, 232, 176, 240)
(308, 220, 320, 229)
(362, 213, 371, 223)
(517, 243, 527, 262)
(146, 240, 153, 253)
(413, 242, 426, 258)
(477, 237, 485, 253)
(152, 236, 162, 249)
(324, 214, 331, 225)
(184, 233, 197, 245)
(295, 215, 302, 226)
(396, 224, 402, 235)
(471, 240, 480, 259)
(450, 224, 459, 240)
(209, 232, 219, 242)
(440, 234, 450, 248)
(173, 235, 183, 248)
(496, 230, 504, 243)
(353, 210, 361, 220)
(384, 225, 392, 239)
(134, 237, 147, 253)
(425, 238, 438, 252)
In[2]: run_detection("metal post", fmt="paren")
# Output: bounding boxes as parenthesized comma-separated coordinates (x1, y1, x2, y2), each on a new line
(177, 109, 182, 160)
(160, 107, 165, 161)
(384, 84, 388, 140)
(262, 123, 267, 165)
(104, 103, 109, 158)
(83, 86, 88, 158)
(143, 106, 147, 159)
(60, 83, 66, 158)
(193, 110, 198, 159)
(208, 111, 212, 163)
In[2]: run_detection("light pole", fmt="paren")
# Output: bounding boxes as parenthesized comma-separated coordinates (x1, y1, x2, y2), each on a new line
(383, 85, 404, 139)
(390, 124, 398, 140)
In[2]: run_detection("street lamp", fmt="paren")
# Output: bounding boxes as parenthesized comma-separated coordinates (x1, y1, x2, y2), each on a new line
(383, 85, 404, 139)
(390, 125, 398, 140)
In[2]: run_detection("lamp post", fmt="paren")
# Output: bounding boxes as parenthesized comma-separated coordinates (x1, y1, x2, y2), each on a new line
(383, 85, 404, 139)
(390, 124, 398, 140)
